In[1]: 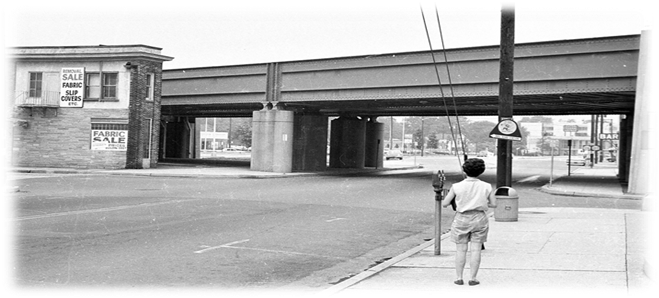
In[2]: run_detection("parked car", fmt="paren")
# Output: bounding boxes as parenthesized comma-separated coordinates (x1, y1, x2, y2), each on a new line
(385, 149, 403, 160)
(222, 147, 247, 153)
(477, 150, 493, 157)
(567, 155, 587, 166)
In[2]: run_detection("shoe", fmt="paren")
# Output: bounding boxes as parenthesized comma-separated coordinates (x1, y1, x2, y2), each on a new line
(468, 280, 480, 286)
(454, 279, 464, 285)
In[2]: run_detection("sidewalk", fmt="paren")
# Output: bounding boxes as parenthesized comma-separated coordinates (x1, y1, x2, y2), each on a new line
(320, 166, 656, 296)
(541, 165, 645, 200)
(320, 207, 654, 296)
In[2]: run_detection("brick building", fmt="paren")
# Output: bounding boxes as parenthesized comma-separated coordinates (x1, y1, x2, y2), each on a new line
(8, 45, 173, 169)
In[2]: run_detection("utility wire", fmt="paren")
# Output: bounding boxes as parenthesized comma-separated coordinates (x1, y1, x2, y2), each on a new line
(420, 6, 464, 170)
(435, 5, 468, 162)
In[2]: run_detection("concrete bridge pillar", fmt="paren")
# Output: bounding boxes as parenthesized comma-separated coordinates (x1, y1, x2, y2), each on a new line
(364, 117, 384, 168)
(162, 117, 194, 159)
(329, 116, 366, 168)
(293, 113, 328, 172)
(251, 107, 294, 173)
(619, 114, 631, 184)
(628, 30, 654, 195)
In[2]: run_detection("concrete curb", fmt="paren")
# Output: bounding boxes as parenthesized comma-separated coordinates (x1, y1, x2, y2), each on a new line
(2, 185, 21, 193)
(13, 168, 97, 175)
(11, 166, 426, 179)
(539, 184, 645, 200)
(643, 258, 659, 284)
(319, 232, 451, 295)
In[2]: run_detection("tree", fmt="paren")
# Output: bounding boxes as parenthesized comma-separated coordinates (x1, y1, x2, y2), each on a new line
(427, 134, 439, 149)
(232, 121, 252, 148)
(413, 128, 424, 150)
(514, 125, 530, 154)
(536, 133, 554, 155)
(461, 120, 498, 152)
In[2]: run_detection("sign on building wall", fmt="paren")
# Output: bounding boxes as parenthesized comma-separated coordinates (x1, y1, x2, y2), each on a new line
(599, 133, 619, 140)
(201, 131, 229, 139)
(91, 130, 128, 151)
(60, 67, 84, 108)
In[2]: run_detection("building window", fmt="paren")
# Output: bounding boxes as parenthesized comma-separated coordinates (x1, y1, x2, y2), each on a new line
(146, 73, 155, 101)
(91, 122, 128, 131)
(86, 73, 100, 98)
(29, 72, 43, 97)
(85, 73, 118, 99)
(102, 73, 118, 98)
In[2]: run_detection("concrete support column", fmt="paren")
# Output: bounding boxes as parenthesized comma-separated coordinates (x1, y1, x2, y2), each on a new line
(193, 117, 201, 159)
(251, 110, 273, 171)
(272, 110, 294, 173)
(162, 118, 192, 159)
(619, 114, 631, 184)
(293, 114, 328, 172)
(628, 30, 654, 195)
(364, 118, 384, 168)
(251, 108, 294, 173)
(329, 116, 366, 168)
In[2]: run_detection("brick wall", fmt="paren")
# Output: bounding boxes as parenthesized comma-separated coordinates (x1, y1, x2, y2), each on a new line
(12, 107, 129, 169)
(125, 59, 163, 169)
(2, 61, 16, 164)
(10, 56, 167, 170)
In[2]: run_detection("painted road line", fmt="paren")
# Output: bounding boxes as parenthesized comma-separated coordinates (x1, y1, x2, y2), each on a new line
(15, 199, 200, 221)
(219, 245, 349, 260)
(517, 175, 541, 183)
(194, 239, 250, 254)
(194, 239, 347, 260)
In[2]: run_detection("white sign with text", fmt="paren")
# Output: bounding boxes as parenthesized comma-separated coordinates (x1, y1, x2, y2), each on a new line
(60, 67, 84, 108)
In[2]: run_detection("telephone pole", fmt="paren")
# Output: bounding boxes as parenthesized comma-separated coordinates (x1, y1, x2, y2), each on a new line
(496, 4, 515, 187)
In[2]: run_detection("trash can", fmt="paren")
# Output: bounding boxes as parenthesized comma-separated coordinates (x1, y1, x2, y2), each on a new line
(494, 186, 518, 222)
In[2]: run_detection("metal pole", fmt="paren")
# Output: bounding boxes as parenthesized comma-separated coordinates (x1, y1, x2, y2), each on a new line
(588, 115, 597, 168)
(389, 117, 393, 150)
(228, 118, 233, 148)
(599, 115, 605, 162)
(550, 146, 554, 186)
(434, 193, 442, 255)
(421, 117, 425, 157)
(567, 140, 572, 176)
(432, 170, 446, 255)
(594, 115, 598, 164)
(401, 117, 405, 152)
(496, 4, 515, 188)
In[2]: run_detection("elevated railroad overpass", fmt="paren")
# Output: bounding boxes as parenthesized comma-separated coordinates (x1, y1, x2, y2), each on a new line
(161, 34, 649, 193)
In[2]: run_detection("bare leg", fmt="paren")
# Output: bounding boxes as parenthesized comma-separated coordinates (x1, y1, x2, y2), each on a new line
(469, 241, 483, 281)
(455, 243, 468, 280)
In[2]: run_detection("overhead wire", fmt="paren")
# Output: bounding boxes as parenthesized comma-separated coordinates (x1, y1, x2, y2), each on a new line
(420, 6, 465, 171)
(434, 5, 468, 162)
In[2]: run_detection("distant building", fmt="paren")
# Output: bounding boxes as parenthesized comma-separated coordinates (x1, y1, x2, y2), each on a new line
(8, 45, 173, 169)
(518, 115, 619, 156)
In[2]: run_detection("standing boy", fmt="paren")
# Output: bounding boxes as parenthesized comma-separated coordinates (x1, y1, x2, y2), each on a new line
(441, 158, 497, 286)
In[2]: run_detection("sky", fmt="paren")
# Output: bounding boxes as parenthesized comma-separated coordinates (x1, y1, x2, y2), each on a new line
(2, 0, 653, 70)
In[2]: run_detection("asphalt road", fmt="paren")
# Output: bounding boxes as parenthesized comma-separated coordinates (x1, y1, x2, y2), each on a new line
(10, 156, 640, 290)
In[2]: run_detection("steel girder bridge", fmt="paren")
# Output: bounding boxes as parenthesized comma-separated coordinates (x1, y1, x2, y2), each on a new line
(161, 34, 639, 118)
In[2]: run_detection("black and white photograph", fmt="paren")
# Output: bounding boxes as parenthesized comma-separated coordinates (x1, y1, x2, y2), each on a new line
(2, 0, 657, 297)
